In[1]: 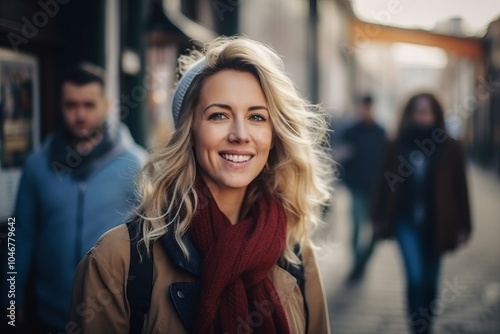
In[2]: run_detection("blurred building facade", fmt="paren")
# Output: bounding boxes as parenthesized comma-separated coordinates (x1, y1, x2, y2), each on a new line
(345, 18, 482, 131)
(0, 0, 497, 154)
(171, 0, 356, 113)
(0, 0, 220, 148)
(343, 14, 500, 177)
(0, 0, 359, 143)
(472, 18, 500, 175)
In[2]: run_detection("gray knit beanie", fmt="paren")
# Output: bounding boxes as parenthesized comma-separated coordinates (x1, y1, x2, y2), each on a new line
(172, 57, 206, 127)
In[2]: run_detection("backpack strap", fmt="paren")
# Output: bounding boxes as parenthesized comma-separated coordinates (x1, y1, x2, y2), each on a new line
(126, 221, 154, 334)
(280, 245, 310, 333)
(295, 245, 310, 334)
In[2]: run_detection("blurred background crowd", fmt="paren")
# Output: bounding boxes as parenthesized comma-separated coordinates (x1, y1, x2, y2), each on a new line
(0, 0, 499, 333)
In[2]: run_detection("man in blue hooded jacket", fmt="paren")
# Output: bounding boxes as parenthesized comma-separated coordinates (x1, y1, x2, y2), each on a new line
(1, 63, 145, 332)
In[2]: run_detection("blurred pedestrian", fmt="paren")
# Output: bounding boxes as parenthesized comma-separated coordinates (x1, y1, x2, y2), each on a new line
(70, 36, 332, 333)
(1, 63, 145, 333)
(339, 94, 387, 280)
(371, 93, 472, 334)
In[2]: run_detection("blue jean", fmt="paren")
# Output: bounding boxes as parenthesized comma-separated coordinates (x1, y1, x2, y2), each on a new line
(350, 190, 375, 270)
(396, 220, 441, 334)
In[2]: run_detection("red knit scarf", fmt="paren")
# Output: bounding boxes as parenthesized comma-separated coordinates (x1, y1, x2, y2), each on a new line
(187, 177, 291, 334)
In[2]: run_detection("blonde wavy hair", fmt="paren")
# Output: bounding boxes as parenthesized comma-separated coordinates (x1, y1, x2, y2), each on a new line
(136, 36, 333, 263)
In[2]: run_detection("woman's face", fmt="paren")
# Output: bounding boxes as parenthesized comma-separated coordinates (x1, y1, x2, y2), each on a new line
(192, 70, 273, 192)
(412, 96, 436, 127)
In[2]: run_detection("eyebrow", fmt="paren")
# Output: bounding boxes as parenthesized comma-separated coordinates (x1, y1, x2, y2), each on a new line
(203, 103, 268, 113)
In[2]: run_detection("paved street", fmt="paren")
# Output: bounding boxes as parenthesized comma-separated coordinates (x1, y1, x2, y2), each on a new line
(315, 163, 500, 334)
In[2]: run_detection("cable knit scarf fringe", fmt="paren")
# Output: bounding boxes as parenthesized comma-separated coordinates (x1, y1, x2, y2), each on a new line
(187, 177, 291, 334)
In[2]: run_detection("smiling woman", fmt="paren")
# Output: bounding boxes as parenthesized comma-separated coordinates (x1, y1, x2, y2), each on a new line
(70, 36, 334, 334)
(192, 70, 273, 223)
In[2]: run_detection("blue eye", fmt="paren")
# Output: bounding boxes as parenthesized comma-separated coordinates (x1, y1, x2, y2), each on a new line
(249, 114, 266, 122)
(208, 113, 227, 121)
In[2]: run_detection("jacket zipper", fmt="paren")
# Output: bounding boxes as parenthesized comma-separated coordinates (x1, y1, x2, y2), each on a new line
(75, 181, 86, 266)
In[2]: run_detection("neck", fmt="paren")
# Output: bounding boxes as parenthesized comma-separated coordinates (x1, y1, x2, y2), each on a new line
(70, 128, 104, 154)
(205, 181, 246, 225)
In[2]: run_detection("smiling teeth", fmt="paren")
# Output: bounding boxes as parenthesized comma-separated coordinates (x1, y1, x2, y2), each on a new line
(222, 154, 252, 162)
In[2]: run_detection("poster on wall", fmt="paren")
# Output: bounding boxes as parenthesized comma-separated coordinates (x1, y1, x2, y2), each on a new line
(0, 49, 40, 223)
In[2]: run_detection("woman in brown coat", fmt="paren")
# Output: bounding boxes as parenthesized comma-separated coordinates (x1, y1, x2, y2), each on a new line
(70, 37, 333, 333)
(371, 93, 472, 334)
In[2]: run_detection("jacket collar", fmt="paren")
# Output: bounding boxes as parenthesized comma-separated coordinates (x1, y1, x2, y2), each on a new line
(158, 225, 302, 281)
(159, 228, 202, 277)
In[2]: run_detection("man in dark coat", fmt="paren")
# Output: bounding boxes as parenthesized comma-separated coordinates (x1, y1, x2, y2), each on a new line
(340, 95, 387, 280)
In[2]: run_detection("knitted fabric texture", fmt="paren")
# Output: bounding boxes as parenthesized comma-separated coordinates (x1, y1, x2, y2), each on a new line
(172, 57, 206, 127)
(187, 176, 291, 334)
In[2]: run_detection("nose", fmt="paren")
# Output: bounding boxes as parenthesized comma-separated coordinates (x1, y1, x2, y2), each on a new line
(228, 117, 250, 143)
(75, 105, 88, 120)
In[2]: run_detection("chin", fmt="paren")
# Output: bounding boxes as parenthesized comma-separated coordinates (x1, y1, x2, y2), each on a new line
(72, 132, 89, 140)
(224, 173, 262, 189)
(198, 161, 265, 191)
(206, 173, 257, 191)
(70, 126, 95, 139)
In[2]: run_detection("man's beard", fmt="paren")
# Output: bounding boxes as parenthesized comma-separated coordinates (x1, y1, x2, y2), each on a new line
(67, 121, 107, 154)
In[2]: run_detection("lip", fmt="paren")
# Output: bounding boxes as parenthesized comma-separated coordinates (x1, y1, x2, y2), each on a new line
(74, 124, 88, 131)
(218, 150, 255, 167)
(218, 150, 255, 155)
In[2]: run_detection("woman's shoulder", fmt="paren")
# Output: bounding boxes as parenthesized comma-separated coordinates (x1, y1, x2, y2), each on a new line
(279, 243, 317, 280)
(87, 224, 131, 267)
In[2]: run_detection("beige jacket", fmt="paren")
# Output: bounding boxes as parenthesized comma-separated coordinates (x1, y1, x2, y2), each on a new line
(70, 224, 331, 333)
